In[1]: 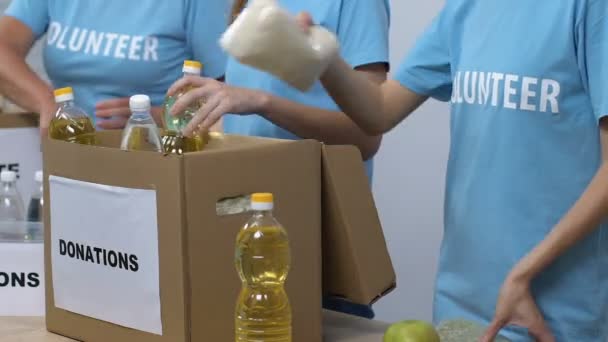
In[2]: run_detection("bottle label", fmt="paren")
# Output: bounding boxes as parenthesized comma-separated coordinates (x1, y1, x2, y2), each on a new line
(49, 176, 162, 335)
(0, 243, 45, 316)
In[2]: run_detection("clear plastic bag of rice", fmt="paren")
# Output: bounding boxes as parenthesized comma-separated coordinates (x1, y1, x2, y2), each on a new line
(219, 0, 339, 91)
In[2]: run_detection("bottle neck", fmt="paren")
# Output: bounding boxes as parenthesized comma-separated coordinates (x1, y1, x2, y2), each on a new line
(35, 182, 43, 197)
(58, 100, 74, 108)
(1, 181, 17, 194)
(183, 70, 200, 78)
(131, 109, 152, 119)
(251, 209, 275, 223)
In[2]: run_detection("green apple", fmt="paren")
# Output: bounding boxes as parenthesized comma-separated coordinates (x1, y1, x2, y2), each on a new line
(383, 320, 441, 342)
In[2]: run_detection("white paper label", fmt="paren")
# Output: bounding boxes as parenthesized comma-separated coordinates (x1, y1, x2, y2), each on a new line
(0, 127, 42, 201)
(49, 176, 162, 335)
(0, 242, 45, 316)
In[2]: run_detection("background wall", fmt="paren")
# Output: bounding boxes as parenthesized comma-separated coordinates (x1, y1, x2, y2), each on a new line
(0, 0, 449, 323)
(372, 0, 448, 322)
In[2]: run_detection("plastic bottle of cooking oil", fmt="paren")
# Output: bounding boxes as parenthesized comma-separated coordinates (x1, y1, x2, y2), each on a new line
(120, 95, 163, 152)
(162, 60, 207, 154)
(48, 87, 96, 145)
(235, 193, 292, 342)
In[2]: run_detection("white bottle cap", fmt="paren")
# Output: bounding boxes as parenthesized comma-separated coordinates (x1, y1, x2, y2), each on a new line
(129, 95, 151, 112)
(1, 170, 17, 182)
(35, 171, 43, 183)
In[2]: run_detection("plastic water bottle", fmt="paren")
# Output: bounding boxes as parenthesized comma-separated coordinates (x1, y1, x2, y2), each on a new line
(48, 87, 96, 145)
(235, 193, 292, 342)
(120, 95, 164, 152)
(24, 171, 44, 241)
(0, 170, 25, 221)
(27, 171, 43, 223)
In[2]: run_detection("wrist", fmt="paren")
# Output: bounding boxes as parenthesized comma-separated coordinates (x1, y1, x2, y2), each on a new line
(508, 260, 537, 284)
(38, 92, 56, 116)
(39, 103, 56, 124)
(321, 55, 341, 81)
(254, 90, 273, 114)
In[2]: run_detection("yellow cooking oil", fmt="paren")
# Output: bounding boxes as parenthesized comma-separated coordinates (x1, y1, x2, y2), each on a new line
(48, 87, 96, 145)
(235, 193, 291, 342)
(161, 130, 207, 155)
(48, 117, 96, 145)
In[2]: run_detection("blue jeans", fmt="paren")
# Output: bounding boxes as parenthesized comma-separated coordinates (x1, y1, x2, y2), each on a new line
(322, 296, 375, 319)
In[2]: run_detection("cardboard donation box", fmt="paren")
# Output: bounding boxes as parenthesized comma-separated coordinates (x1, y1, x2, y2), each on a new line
(0, 113, 42, 200)
(321, 146, 396, 305)
(42, 131, 396, 341)
(43, 132, 322, 342)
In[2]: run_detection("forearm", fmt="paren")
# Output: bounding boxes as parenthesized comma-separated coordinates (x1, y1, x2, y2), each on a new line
(320, 57, 426, 136)
(0, 44, 54, 115)
(511, 162, 608, 281)
(319, 58, 389, 135)
(260, 93, 381, 160)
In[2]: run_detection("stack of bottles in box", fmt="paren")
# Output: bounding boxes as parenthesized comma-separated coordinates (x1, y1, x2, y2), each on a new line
(48, 60, 210, 155)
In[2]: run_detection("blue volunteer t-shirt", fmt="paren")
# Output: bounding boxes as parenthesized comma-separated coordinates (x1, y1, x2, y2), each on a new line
(5, 0, 228, 123)
(224, 0, 391, 179)
(397, 1, 608, 341)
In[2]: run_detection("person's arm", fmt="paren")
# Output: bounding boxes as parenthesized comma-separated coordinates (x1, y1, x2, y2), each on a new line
(509, 120, 608, 279)
(258, 64, 385, 159)
(479, 119, 608, 342)
(259, 0, 393, 159)
(167, 66, 384, 160)
(0, 17, 55, 124)
(481, 2, 608, 340)
(301, 6, 451, 136)
(320, 57, 428, 136)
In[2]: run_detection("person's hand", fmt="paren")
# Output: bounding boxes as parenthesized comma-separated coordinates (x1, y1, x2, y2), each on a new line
(95, 97, 163, 129)
(479, 274, 555, 342)
(167, 76, 268, 136)
(39, 105, 56, 140)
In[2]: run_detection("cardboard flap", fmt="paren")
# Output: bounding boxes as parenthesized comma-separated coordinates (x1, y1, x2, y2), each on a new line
(0, 112, 39, 128)
(94, 131, 290, 154)
(203, 133, 290, 151)
(321, 145, 396, 305)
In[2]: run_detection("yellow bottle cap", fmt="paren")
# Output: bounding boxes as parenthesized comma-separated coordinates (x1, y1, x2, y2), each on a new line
(183, 60, 202, 69)
(53, 87, 73, 97)
(54, 87, 74, 103)
(251, 193, 274, 211)
(251, 193, 273, 203)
